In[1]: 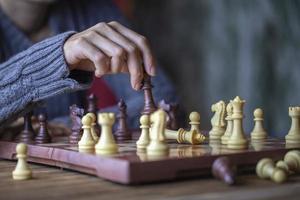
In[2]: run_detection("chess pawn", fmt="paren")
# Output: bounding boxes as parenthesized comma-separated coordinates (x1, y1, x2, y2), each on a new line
(78, 115, 95, 153)
(251, 108, 268, 140)
(114, 99, 131, 141)
(12, 143, 32, 180)
(136, 115, 150, 149)
(285, 107, 300, 144)
(227, 96, 248, 149)
(147, 109, 169, 157)
(209, 101, 226, 140)
(95, 113, 118, 155)
(17, 112, 35, 144)
(221, 103, 233, 145)
(256, 158, 287, 183)
(189, 112, 201, 133)
(141, 72, 157, 115)
(35, 114, 51, 144)
(212, 157, 236, 185)
(276, 150, 300, 174)
(86, 113, 99, 142)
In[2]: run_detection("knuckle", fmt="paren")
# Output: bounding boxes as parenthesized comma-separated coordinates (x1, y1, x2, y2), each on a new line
(114, 47, 125, 57)
(94, 53, 105, 63)
(137, 36, 148, 46)
(127, 44, 138, 55)
(96, 22, 108, 30)
(108, 21, 119, 26)
(74, 37, 87, 46)
(86, 30, 97, 38)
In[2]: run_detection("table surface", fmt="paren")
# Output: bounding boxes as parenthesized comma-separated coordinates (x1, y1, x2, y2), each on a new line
(1, 160, 300, 200)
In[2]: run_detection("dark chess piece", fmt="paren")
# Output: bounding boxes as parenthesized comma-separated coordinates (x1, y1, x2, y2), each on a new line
(69, 104, 85, 144)
(141, 73, 157, 115)
(158, 100, 179, 130)
(86, 93, 101, 136)
(35, 113, 51, 144)
(212, 156, 237, 185)
(114, 99, 131, 141)
(16, 112, 35, 144)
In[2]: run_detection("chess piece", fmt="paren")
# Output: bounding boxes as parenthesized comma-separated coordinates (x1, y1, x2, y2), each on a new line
(147, 109, 169, 156)
(212, 157, 236, 185)
(256, 158, 287, 183)
(209, 101, 226, 140)
(35, 113, 51, 144)
(86, 113, 99, 142)
(141, 72, 157, 115)
(221, 102, 233, 145)
(95, 113, 118, 155)
(227, 96, 248, 149)
(16, 112, 35, 144)
(114, 99, 131, 141)
(86, 94, 101, 135)
(251, 108, 268, 140)
(158, 100, 179, 130)
(189, 111, 201, 134)
(12, 143, 32, 180)
(285, 107, 300, 144)
(69, 104, 84, 144)
(276, 150, 300, 174)
(165, 128, 205, 145)
(78, 115, 95, 153)
(136, 115, 150, 149)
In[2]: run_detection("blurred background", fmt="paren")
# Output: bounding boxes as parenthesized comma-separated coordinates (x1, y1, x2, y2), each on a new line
(119, 0, 300, 137)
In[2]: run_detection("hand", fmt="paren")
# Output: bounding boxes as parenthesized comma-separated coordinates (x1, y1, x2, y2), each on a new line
(63, 21, 156, 90)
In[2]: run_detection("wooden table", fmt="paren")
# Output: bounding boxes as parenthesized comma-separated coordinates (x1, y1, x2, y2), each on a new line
(1, 160, 300, 200)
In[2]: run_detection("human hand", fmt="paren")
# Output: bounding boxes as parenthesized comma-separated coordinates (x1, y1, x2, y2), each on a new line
(63, 21, 156, 90)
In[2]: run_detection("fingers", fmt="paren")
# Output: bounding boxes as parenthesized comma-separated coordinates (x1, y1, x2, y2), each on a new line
(108, 21, 156, 76)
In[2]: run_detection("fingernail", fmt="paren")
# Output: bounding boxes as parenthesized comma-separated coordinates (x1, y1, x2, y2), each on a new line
(134, 83, 142, 90)
(150, 66, 156, 76)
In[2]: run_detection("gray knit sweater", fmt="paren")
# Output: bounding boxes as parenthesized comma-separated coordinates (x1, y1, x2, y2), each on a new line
(0, 0, 178, 129)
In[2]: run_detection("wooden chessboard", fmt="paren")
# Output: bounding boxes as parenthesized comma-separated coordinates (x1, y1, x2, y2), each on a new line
(1, 130, 300, 185)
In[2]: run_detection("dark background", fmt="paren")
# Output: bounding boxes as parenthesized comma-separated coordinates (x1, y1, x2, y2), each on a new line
(127, 0, 300, 137)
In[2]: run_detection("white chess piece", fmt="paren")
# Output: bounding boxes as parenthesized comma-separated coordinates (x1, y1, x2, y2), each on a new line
(12, 143, 32, 180)
(209, 101, 226, 139)
(136, 115, 150, 149)
(251, 108, 268, 140)
(221, 102, 233, 144)
(189, 112, 201, 133)
(286, 107, 300, 144)
(78, 115, 95, 153)
(227, 96, 248, 149)
(95, 113, 118, 155)
(86, 113, 99, 142)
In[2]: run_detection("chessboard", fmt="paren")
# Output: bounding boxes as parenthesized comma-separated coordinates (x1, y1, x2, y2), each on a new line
(0, 131, 299, 185)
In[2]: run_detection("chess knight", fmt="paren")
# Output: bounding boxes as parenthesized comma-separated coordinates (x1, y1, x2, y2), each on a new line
(209, 100, 226, 139)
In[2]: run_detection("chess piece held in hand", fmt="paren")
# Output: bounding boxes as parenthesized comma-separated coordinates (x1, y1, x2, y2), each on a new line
(12, 143, 32, 180)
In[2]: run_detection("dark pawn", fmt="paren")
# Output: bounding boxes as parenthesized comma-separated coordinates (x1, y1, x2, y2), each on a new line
(141, 73, 157, 115)
(86, 94, 101, 136)
(35, 114, 51, 144)
(158, 100, 179, 130)
(16, 112, 35, 144)
(69, 104, 84, 144)
(212, 157, 237, 185)
(114, 99, 131, 141)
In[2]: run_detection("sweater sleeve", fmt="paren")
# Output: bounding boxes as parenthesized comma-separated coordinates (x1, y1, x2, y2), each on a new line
(0, 31, 92, 127)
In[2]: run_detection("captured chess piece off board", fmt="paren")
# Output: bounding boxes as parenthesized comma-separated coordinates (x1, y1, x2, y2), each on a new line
(1, 74, 300, 185)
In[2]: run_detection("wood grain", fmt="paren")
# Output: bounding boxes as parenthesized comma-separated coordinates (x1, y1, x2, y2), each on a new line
(1, 160, 300, 200)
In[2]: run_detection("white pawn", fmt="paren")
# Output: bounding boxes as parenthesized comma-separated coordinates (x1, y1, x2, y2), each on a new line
(78, 115, 95, 153)
(147, 109, 169, 157)
(189, 111, 201, 133)
(136, 115, 150, 149)
(251, 108, 268, 140)
(221, 102, 233, 145)
(286, 107, 300, 144)
(12, 143, 32, 180)
(95, 113, 118, 155)
(86, 113, 99, 142)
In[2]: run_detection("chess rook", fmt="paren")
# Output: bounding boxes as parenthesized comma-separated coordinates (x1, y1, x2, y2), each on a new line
(209, 101, 226, 140)
(16, 112, 35, 144)
(276, 150, 300, 174)
(212, 157, 236, 185)
(114, 99, 131, 141)
(69, 104, 84, 144)
(251, 108, 268, 140)
(141, 72, 157, 115)
(35, 113, 51, 144)
(96, 113, 118, 155)
(12, 143, 32, 180)
(136, 115, 150, 149)
(256, 158, 287, 183)
(285, 107, 300, 143)
(221, 102, 233, 145)
(78, 115, 95, 153)
(227, 96, 248, 149)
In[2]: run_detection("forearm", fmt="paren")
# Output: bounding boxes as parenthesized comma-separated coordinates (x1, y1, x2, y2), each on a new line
(0, 32, 92, 127)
